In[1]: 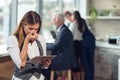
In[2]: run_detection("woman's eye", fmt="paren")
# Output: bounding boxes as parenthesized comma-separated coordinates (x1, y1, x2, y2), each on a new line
(29, 28, 33, 30)
(28, 27, 38, 31)
(35, 29, 38, 31)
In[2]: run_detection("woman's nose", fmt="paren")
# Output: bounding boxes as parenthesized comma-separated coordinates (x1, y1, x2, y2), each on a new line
(33, 29, 37, 32)
(31, 30, 36, 34)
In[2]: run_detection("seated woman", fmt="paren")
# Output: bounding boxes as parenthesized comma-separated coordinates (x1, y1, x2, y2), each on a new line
(7, 11, 51, 80)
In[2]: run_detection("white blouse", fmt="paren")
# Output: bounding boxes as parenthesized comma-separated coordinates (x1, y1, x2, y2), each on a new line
(7, 35, 46, 80)
(69, 21, 83, 41)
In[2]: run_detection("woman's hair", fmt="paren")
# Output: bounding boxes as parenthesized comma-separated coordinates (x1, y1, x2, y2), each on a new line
(72, 10, 83, 32)
(13, 11, 42, 47)
(64, 11, 72, 16)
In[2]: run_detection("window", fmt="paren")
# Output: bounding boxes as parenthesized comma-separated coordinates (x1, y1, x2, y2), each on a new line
(42, 0, 58, 42)
(0, 0, 11, 54)
(17, 0, 37, 24)
(63, 0, 75, 12)
(0, 0, 11, 44)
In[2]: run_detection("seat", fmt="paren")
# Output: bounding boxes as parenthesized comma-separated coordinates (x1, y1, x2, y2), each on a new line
(50, 69, 71, 80)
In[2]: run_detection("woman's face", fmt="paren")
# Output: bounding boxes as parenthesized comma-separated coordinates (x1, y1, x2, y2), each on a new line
(65, 14, 71, 21)
(23, 23, 40, 35)
(71, 14, 75, 22)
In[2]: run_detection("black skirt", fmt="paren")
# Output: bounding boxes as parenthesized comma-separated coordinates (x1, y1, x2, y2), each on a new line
(72, 40, 83, 72)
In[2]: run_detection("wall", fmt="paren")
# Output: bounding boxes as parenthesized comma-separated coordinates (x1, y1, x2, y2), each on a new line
(90, 0, 120, 9)
(88, 0, 120, 39)
(93, 20, 120, 38)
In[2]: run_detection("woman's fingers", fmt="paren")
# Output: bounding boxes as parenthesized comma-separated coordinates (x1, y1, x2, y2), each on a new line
(30, 31, 38, 39)
(26, 31, 38, 43)
(45, 59, 51, 65)
(42, 59, 51, 67)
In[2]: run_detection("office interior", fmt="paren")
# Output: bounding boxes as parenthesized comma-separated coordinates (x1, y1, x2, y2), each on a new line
(0, 0, 120, 80)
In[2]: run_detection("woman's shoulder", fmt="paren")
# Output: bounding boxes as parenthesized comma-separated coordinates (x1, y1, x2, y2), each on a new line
(71, 21, 78, 26)
(7, 35, 18, 45)
(8, 35, 17, 40)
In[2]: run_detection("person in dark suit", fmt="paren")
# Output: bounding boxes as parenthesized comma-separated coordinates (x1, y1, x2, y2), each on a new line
(82, 18, 96, 80)
(46, 13, 77, 80)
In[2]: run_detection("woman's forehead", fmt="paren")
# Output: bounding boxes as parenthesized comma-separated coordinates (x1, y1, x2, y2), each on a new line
(27, 23, 40, 28)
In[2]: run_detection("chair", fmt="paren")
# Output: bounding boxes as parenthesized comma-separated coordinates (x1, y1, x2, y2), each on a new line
(50, 69, 71, 80)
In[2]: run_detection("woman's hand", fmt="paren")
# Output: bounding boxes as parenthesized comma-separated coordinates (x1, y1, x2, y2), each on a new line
(25, 30, 38, 44)
(41, 59, 51, 67)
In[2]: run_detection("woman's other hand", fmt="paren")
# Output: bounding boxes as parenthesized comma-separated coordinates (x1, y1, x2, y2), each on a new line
(41, 59, 51, 67)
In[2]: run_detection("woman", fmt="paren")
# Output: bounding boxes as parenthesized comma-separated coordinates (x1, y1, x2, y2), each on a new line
(69, 11, 84, 80)
(69, 10, 95, 80)
(64, 11, 72, 27)
(7, 11, 51, 80)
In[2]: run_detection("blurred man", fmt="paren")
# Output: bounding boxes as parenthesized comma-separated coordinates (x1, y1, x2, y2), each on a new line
(47, 13, 77, 80)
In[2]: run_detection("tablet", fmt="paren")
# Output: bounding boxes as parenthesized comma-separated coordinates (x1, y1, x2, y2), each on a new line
(27, 55, 57, 63)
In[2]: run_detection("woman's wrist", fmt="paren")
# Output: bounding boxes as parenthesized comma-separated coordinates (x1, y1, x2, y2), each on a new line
(24, 37, 29, 44)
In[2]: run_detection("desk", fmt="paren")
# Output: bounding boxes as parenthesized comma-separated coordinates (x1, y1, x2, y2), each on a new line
(0, 44, 13, 80)
(0, 55, 14, 80)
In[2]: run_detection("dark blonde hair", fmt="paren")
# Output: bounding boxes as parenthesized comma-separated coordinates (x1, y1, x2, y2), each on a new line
(64, 11, 72, 16)
(13, 11, 42, 47)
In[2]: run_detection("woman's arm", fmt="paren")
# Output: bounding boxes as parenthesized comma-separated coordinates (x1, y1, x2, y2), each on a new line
(8, 31, 38, 69)
(7, 35, 21, 69)
(20, 31, 38, 68)
(19, 39, 29, 68)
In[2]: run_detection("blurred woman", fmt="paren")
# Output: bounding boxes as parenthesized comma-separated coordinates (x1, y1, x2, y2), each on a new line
(69, 10, 84, 80)
(7, 11, 51, 80)
(64, 11, 72, 27)
(69, 10, 95, 80)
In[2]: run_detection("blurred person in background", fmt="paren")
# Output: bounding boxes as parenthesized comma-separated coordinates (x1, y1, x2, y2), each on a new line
(69, 10, 84, 80)
(46, 13, 77, 80)
(64, 11, 73, 27)
(69, 10, 95, 80)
